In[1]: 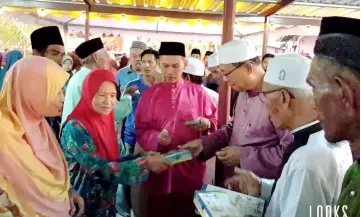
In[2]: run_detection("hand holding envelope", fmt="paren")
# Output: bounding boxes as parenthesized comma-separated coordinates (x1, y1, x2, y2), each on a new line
(185, 117, 211, 132)
(146, 152, 168, 174)
(145, 149, 193, 173)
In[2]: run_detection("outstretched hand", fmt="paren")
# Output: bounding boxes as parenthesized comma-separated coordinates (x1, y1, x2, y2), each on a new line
(146, 152, 168, 173)
(187, 117, 211, 132)
(216, 146, 242, 166)
(178, 139, 203, 157)
(224, 168, 261, 197)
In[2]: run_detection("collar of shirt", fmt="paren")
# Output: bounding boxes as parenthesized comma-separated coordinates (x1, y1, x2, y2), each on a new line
(291, 120, 320, 134)
(162, 79, 185, 88)
(128, 65, 142, 75)
(246, 90, 260, 97)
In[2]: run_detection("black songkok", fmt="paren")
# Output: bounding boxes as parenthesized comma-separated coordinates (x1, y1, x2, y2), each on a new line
(31, 26, 64, 51)
(159, 42, 186, 57)
(205, 51, 214, 57)
(191, 48, 201, 55)
(314, 16, 360, 70)
(75, 38, 104, 59)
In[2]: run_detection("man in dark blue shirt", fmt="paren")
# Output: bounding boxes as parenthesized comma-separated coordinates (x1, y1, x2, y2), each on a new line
(123, 48, 160, 152)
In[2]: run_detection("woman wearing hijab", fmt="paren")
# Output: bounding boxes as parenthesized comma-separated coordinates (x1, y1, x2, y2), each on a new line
(67, 52, 83, 73)
(62, 55, 74, 91)
(0, 50, 23, 90)
(0, 56, 84, 217)
(63, 55, 74, 74)
(61, 69, 167, 217)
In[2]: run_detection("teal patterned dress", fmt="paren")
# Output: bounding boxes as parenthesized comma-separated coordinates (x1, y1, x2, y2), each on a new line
(61, 119, 149, 217)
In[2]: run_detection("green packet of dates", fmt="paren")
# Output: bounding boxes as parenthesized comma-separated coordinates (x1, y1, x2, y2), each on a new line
(164, 150, 193, 165)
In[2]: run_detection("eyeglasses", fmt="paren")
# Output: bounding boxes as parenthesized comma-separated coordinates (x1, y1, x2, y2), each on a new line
(221, 62, 245, 77)
(259, 88, 295, 103)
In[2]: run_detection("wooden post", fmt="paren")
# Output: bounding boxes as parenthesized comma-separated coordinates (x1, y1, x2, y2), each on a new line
(262, 16, 269, 55)
(63, 24, 68, 47)
(85, 5, 90, 41)
(215, 0, 236, 187)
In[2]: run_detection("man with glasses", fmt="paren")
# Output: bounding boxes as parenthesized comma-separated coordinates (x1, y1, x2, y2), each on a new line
(224, 53, 352, 217)
(180, 39, 293, 183)
(31, 26, 65, 66)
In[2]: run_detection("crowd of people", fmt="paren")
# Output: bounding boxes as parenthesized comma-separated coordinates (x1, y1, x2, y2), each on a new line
(0, 16, 359, 217)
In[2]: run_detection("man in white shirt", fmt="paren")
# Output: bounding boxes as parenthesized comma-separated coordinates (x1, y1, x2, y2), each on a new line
(183, 57, 219, 107)
(225, 53, 352, 217)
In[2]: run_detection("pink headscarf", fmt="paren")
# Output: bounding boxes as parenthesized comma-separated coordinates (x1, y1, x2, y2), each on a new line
(0, 56, 71, 216)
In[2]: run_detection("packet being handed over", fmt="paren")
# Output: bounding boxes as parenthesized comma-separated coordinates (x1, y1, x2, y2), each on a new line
(164, 150, 192, 165)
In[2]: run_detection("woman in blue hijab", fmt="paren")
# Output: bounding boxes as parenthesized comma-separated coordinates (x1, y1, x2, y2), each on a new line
(0, 50, 23, 89)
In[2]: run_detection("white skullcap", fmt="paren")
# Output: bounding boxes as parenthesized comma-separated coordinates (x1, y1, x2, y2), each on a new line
(207, 53, 219, 67)
(184, 57, 205, 76)
(219, 39, 257, 64)
(264, 53, 312, 90)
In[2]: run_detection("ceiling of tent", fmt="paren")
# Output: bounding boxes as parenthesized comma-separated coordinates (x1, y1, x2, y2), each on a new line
(0, 0, 358, 36)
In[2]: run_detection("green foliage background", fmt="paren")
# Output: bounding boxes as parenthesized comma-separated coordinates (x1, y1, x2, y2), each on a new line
(0, 16, 39, 51)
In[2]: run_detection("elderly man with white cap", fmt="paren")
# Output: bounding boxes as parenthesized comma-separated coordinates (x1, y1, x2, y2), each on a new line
(183, 57, 219, 106)
(181, 39, 293, 183)
(224, 53, 352, 217)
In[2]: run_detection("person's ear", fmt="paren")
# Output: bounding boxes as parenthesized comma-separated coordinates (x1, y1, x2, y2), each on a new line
(92, 53, 99, 63)
(281, 90, 292, 109)
(244, 61, 253, 75)
(184, 58, 188, 68)
(334, 76, 356, 115)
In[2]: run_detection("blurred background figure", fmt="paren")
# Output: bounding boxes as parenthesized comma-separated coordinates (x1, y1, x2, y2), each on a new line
(62, 55, 74, 74)
(109, 52, 120, 76)
(203, 51, 214, 68)
(152, 67, 164, 85)
(0, 50, 23, 90)
(67, 51, 83, 73)
(203, 52, 220, 93)
(190, 48, 201, 60)
(262, 53, 275, 71)
(62, 55, 74, 91)
(119, 54, 129, 69)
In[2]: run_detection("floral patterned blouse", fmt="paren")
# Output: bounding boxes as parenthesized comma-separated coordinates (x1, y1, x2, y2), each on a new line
(61, 119, 149, 217)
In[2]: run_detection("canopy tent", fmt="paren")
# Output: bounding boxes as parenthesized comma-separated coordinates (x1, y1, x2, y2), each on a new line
(1, 0, 359, 185)
(0, 0, 358, 52)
